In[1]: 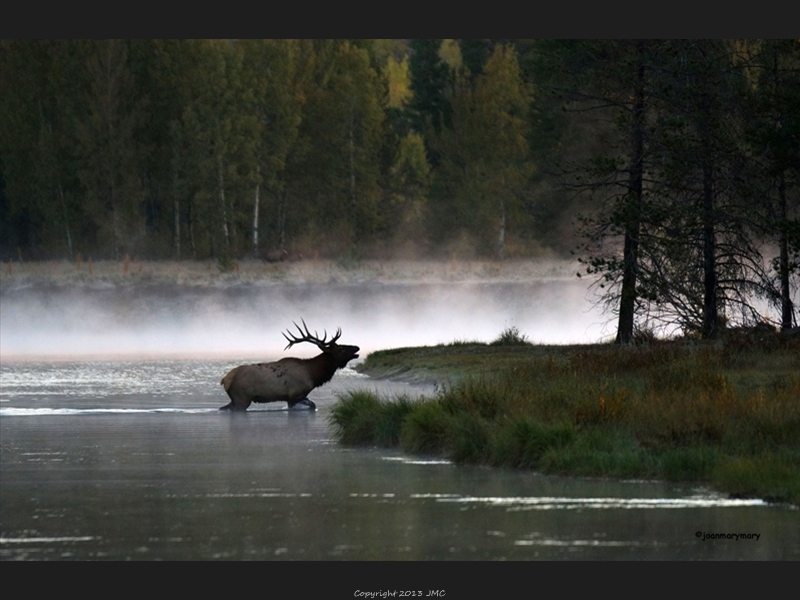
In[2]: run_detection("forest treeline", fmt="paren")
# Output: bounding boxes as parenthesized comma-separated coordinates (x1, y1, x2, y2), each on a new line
(1, 39, 798, 338)
(0, 39, 541, 264)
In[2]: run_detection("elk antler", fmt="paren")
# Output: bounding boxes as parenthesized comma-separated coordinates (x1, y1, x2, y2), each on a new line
(283, 319, 342, 351)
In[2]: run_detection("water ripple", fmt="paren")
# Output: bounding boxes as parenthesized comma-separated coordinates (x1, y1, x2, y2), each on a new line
(410, 493, 766, 509)
(0, 407, 216, 416)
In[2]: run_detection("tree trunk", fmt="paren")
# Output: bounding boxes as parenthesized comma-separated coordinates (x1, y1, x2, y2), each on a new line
(188, 201, 196, 259)
(771, 48, 795, 330)
(218, 155, 230, 253)
(349, 101, 356, 224)
(497, 172, 506, 261)
(58, 184, 73, 260)
(173, 197, 180, 259)
(701, 131, 718, 338)
(172, 156, 180, 259)
(252, 181, 260, 257)
(778, 171, 794, 329)
(278, 191, 287, 250)
(497, 198, 506, 261)
(616, 43, 646, 344)
(701, 177, 717, 337)
(110, 186, 120, 261)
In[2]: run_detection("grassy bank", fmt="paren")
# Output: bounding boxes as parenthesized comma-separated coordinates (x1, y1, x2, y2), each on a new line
(332, 329, 800, 504)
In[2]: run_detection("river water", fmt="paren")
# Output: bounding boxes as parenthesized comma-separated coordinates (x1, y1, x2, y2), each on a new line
(2, 359, 798, 561)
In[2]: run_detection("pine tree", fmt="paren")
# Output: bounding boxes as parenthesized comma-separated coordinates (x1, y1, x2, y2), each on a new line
(407, 39, 449, 138)
(74, 39, 146, 259)
(459, 39, 493, 81)
(429, 44, 533, 258)
(387, 131, 431, 252)
(743, 39, 800, 330)
(239, 39, 304, 258)
(0, 40, 82, 259)
(544, 40, 665, 342)
(176, 40, 253, 263)
(283, 41, 385, 253)
(650, 40, 768, 337)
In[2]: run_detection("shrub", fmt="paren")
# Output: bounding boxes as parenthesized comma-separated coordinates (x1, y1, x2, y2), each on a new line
(490, 326, 530, 346)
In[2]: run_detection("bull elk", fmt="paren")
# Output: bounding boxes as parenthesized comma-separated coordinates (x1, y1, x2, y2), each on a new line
(219, 320, 360, 411)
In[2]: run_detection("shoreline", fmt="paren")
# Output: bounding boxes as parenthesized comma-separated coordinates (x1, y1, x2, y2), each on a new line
(339, 339, 800, 506)
(1, 257, 581, 292)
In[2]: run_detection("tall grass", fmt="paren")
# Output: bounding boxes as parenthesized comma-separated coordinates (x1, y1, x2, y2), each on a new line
(329, 390, 418, 446)
(332, 338, 800, 504)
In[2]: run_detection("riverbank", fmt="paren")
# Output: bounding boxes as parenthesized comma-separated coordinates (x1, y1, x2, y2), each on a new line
(0, 257, 577, 292)
(336, 331, 800, 505)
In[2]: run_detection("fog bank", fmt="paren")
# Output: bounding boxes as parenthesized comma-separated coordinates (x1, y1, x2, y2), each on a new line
(1, 262, 607, 361)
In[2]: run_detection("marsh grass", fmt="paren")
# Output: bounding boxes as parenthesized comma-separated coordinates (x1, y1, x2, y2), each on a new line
(329, 390, 419, 446)
(336, 335, 800, 504)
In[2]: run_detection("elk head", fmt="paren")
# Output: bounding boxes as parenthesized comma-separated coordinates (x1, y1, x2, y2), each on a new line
(282, 319, 360, 368)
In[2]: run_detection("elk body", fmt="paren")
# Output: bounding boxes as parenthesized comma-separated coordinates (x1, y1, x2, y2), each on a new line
(219, 321, 359, 411)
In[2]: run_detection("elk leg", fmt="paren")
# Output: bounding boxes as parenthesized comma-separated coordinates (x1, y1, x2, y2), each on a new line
(290, 398, 316, 410)
(221, 389, 252, 411)
(220, 401, 250, 411)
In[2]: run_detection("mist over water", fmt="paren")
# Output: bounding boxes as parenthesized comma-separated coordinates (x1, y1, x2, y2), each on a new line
(1, 269, 607, 360)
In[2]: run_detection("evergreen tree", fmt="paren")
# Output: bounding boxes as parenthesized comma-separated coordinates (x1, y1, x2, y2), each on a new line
(459, 39, 493, 80)
(539, 40, 665, 342)
(743, 39, 800, 330)
(0, 40, 82, 259)
(407, 39, 449, 138)
(128, 39, 185, 258)
(282, 41, 385, 253)
(239, 39, 304, 257)
(387, 131, 431, 253)
(429, 44, 533, 258)
(176, 40, 254, 263)
(149, 39, 196, 259)
(650, 40, 770, 337)
(547, 40, 781, 339)
(74, 39, 146, 259)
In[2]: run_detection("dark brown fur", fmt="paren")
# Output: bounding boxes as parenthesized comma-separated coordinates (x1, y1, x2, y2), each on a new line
(220, 331, 359, 411)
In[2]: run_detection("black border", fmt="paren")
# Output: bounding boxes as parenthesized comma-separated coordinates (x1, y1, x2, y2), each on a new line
(3, 1, 796, 40)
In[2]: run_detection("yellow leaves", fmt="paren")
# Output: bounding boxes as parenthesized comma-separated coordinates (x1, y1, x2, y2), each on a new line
(438, 39, 463, 70)
(391, 131, 431, 189)
(469, 45, 532, 165)
(386, 56, 411, 109)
